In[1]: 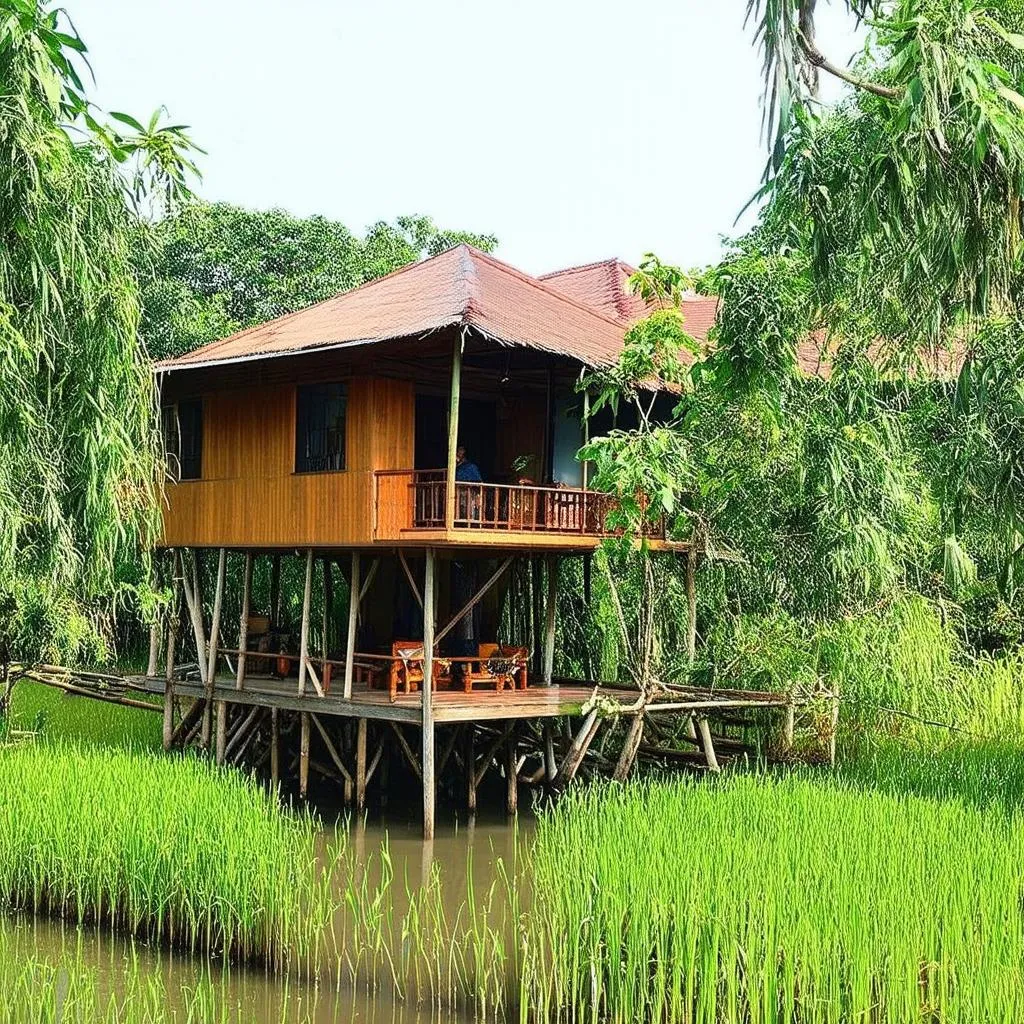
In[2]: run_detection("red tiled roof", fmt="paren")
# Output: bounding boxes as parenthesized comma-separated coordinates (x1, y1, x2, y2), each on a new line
(157, 245, 631, 371)
(157, 243, 872, 383)
(539, 259, 721, 356)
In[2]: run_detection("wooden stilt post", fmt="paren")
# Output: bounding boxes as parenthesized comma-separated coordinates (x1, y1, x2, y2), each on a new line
(162, 550, 181, 751)
(356, 718, 368, 811)
(445, 330, 464, 530)
(422, 548, 436, 839)
(544, 727, 557, 783)
(466, 725, 477, 814)
(269, 554, 282, 628)
(531, 558, 543, 676)
(543, 555, 558, 685)
(181, 549, 208, 687)
(343, 551, 360, 699)
(299, 712, 311, 798)
(298, 549, 313, 696)
(553, 709, 600, 789)
(542, 554, 560, 782)
(696, 716, 721, 773)
(203, 547, 226, 751)
(147, 554, 163, 678)
(270, 708, 280, 790)
(236, 551, 252, 691)
(613, 713, 645, 781)
(506, 730, 518, 815)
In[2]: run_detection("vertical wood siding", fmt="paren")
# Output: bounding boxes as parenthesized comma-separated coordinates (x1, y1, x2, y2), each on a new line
(161, 376, 414, 548)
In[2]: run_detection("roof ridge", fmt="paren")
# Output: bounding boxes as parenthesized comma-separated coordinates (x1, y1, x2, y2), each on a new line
(538, 257, 635, 280)
(155, 245, 472, 367)
(468, 247, 631, 332)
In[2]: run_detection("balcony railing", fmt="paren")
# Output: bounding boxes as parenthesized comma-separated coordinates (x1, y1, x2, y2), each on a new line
(374, 469, 664, 540)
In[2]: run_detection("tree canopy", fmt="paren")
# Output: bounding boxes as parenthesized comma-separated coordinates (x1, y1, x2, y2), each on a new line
(141, 205, 498, 360)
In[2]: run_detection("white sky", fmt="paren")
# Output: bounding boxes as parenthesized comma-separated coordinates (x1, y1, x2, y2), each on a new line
(70, 1, 862, 276)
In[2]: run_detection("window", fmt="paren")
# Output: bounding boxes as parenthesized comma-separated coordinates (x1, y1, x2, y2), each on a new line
(161, 398, 203, 481)
(295, 383, 347, 473)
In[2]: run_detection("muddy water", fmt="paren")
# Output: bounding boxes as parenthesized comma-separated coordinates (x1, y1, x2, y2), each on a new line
(4, 809, 532, 1022)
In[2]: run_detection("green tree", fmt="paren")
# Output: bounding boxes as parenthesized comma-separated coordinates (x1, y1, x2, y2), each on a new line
(142, 205, 498, 360)
(0, 0, 198, 666)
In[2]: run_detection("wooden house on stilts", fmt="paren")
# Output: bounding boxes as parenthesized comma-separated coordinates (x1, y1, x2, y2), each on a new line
(152, 245, 791, 835)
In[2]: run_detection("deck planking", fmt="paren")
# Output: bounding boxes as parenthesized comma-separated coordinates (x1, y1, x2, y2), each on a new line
(140, 673, 791, 725)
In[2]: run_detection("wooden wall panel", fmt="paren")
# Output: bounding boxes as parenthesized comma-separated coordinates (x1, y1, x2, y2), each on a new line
(161, 376, 393, 548)
(496, 395, 547, 482)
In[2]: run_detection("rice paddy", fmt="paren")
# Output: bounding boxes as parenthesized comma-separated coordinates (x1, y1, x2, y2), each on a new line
(525, 762, 1024, 1023)
(0, 741, 342, 970)
(6, 672, 1024, 1021)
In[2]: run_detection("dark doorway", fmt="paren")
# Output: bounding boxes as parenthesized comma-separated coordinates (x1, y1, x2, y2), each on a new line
(414, 394, 498, 479)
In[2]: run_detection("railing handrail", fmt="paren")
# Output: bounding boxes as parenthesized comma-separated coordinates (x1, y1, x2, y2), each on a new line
(371, 468, 665, 539)
(372, 468, 598, 498)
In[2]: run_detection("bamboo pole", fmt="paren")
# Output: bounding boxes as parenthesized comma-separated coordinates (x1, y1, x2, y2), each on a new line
(343, 551, 361, 699)
(542, 554, 558, 685)
(298, 549, 313, 696)
(613, 713, 645, 781)
(434, 556, 512, 645)
(506, 731, 518, 815)
(356, 718, 368, 811)
(270, 708, 280, 790)
(162, 551, 181, 751)
(466, 725, 476, 814)
(552, 710, 600, 789)
(422, 547, 436, 839)
(180, 550, 207, 688)
(236, 551, 252, 691)
(696, 716, 721, 772)
(445, 330, 464, 529)
(399, 549, 423, 608)
(205, 547, 226, 753)
(147, 554, 162, 678)
(299, 712, 311, 798)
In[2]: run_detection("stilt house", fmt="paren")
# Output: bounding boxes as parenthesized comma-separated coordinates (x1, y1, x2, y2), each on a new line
(154, 245, 741, 835)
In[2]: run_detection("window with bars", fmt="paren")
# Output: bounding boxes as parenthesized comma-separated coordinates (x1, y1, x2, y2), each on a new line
(161, 398, 203, 481)
(295, 382, 347, 473)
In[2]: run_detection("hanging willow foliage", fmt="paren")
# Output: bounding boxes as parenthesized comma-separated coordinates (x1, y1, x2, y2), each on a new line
(0, 1, 198, 661)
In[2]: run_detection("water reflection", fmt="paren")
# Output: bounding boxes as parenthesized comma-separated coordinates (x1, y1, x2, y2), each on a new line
(4, 810, 531, 1023)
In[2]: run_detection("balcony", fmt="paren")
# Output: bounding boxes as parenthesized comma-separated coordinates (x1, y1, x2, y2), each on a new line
(373, 470, 663, 544)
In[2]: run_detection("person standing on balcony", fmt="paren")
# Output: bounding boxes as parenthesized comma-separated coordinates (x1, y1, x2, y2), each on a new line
(455, 445, 482, 483)
(455, 445, 482, 524)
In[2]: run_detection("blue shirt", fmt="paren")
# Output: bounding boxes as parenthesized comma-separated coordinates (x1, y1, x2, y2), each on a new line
(455, 460, 482, 483)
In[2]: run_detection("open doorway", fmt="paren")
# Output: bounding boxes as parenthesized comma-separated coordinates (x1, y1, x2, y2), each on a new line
(414, 394, 497, 478)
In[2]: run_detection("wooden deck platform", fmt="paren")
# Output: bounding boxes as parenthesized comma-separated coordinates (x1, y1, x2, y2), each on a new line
(139, 673, 792, 725)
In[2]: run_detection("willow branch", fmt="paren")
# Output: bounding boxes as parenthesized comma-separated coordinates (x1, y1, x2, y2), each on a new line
(797, 30, 900, 101)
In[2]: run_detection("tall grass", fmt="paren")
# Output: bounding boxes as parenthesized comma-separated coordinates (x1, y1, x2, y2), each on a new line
(526, 772, 1024, 1023)
(0, 742, 339, 970)
(8, 680, 162, 749)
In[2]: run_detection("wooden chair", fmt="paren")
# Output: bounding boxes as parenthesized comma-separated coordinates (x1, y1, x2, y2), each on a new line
(463, 643, 529, 693)
(388, 641, 451, 702)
